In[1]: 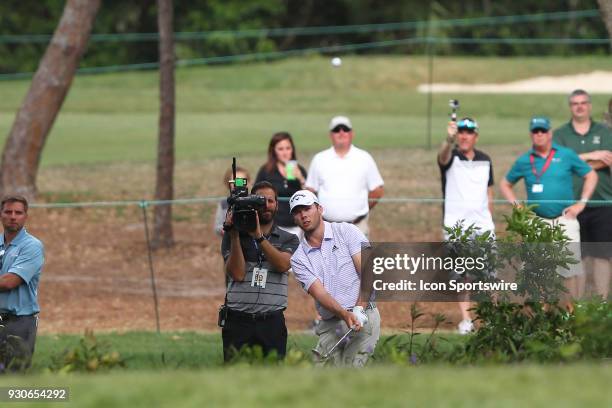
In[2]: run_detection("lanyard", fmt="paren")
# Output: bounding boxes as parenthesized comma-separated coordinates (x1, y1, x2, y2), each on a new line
(530, 148, 556, 183)
(252, 239, 265, 266)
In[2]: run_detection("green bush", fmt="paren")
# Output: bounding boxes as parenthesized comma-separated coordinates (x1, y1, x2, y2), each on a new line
(573, 300, 612, 359)
(48, 329, 126, 373)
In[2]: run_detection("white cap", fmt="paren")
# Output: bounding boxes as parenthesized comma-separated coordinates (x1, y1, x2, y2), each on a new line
(289, 190, 319, 213)
(329, 115, 352, 131)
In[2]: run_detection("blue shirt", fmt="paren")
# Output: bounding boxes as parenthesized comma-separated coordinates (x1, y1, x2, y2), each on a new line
(291, 222, 368, 320)
(0, 228, 44, 315)
(505, 143, 592, 218)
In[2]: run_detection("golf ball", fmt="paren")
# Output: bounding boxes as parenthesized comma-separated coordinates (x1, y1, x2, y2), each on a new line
(331, 57, 342, 67)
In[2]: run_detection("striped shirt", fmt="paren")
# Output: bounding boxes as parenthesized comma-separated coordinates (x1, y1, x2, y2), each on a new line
(291, 222, 368, 320)
(221, 224, 299, 313)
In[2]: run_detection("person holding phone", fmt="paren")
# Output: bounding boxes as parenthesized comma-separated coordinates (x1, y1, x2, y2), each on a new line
(255, 132, 307, 237)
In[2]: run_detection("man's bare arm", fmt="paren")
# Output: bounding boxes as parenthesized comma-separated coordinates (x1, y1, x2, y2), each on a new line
(0, 273, 24, 291)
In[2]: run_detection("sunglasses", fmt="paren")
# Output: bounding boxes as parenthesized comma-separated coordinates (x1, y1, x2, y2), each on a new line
(457, 128, 476, 134)
(331, 125, 351, 133)
(531, 128, 549, 134)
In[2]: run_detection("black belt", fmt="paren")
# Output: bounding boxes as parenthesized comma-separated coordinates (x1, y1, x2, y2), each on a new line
(227, 308, 284, 322)
(0, 313, 33, 322)
(352, 214, 367, 224)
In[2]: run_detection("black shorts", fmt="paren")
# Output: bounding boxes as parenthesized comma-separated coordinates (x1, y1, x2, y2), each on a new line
(578, 206, 612, 259)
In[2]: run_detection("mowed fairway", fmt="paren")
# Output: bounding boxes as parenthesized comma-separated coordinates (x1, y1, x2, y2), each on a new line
(1, 56, 611, 168)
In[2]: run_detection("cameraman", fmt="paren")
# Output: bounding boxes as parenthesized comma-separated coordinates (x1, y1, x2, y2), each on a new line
(221, 181, 299, 361)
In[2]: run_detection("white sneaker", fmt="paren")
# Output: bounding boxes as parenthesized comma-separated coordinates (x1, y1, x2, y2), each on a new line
(458, 319, 474, 335)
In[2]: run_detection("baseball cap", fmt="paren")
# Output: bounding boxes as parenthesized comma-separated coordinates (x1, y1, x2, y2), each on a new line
(529, 116, 551, 132)
(457, 117, 478, 131)
(329, 116, 352, 131)
(289, 190, 319, 213)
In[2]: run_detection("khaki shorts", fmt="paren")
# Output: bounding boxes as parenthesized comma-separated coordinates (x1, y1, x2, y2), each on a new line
(541, 215, 583, 278)
(313, 307, 380, 367)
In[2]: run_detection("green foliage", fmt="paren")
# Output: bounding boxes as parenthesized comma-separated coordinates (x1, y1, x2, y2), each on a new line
(0, 0, 609, 74)
(443, 207, 612, 364)
(572, 300, 612, 358)
(458, 302, 578, 363)
(372, 303, 446, 365)
(501, 205, 574, 301)
(48, 329, 126, 373)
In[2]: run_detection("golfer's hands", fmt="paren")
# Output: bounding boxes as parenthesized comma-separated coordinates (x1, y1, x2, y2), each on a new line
(446, 121, 458, 144)
(352, 306, 368, 327)
(341, 310, 361, 331)
(563, 202, 586, 219)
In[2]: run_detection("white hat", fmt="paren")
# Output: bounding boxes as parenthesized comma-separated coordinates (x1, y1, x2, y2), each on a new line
(289, 190, 319, 213)
(329, 115, 352, 131)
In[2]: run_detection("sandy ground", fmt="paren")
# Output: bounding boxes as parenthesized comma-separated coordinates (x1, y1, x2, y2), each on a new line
(418, 70, 612, 93)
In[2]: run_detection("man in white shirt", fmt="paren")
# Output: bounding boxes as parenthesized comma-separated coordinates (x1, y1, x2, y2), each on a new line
(305, 116, 384, 237)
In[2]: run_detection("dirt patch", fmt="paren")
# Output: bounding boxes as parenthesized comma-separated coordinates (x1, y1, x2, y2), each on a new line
(418, 70, 612, 94)
(31, 146, 524, 334)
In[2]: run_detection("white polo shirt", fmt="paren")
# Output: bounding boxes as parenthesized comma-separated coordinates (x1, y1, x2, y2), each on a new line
(305, 145, 384, 222)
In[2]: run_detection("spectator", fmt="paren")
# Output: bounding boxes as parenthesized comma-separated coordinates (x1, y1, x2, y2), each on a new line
(500, 116, 597, 299)
(0, 195, 44, 371)
(438, 116, 495, 334)
(305, 116, 384, 237)
(255, 132, 307, 237)
(554, 90, 612, 299)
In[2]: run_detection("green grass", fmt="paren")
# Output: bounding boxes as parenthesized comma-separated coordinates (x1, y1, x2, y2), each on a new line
(0, 331, 604, 407)
(30, 331, 462, 371)
(1, 364, 610, 407)
(1, 55, 611, 166)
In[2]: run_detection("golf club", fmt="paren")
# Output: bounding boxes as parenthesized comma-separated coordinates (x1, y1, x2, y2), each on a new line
(311, 327, 355, 361)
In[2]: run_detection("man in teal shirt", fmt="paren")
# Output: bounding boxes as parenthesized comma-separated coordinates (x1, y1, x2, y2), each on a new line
(500, 116, 597, 298)
(0, 195, 44, 371)
(554, 89, 612, 299)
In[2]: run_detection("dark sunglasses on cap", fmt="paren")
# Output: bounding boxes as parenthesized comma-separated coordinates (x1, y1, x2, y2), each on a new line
(456, 118, 478, 130)
(331, 124, 351, 133)
(531, 128, 549, 134)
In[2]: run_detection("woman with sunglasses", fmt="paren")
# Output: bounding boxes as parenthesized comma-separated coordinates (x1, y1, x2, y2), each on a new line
(255, 132, 307, 236)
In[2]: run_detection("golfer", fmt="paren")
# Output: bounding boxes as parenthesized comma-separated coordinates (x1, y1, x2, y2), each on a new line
(289, 190, 380, 367)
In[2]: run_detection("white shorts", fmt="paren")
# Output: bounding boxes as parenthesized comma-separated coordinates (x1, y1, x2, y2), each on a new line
(540, 215, 583, 278)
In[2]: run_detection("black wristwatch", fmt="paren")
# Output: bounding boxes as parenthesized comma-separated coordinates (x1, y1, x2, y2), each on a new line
(254, 235, 267, 244)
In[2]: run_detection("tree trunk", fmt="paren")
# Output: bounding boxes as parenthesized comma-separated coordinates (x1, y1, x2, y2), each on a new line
(599, 0, 612, 50)
(152, 0, 175, 248)
(0, 0, 101, 199)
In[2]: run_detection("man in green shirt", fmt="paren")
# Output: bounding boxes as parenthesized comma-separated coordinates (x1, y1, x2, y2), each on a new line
(554, 89, 612, 299)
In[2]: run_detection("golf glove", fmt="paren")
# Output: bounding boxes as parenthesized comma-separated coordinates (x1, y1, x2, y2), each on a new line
(352, 306, 368, 327)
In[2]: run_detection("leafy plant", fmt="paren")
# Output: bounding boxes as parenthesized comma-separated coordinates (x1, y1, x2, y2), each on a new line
(372, 303, 446, 365)
(49, 329, 125, 373)
(446, 206, 583, 363)
(572, 300, 612, 359)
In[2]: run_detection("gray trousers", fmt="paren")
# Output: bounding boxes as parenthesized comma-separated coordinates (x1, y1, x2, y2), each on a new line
(314, 307, 380, 367)
(0, 314, 38, 371)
